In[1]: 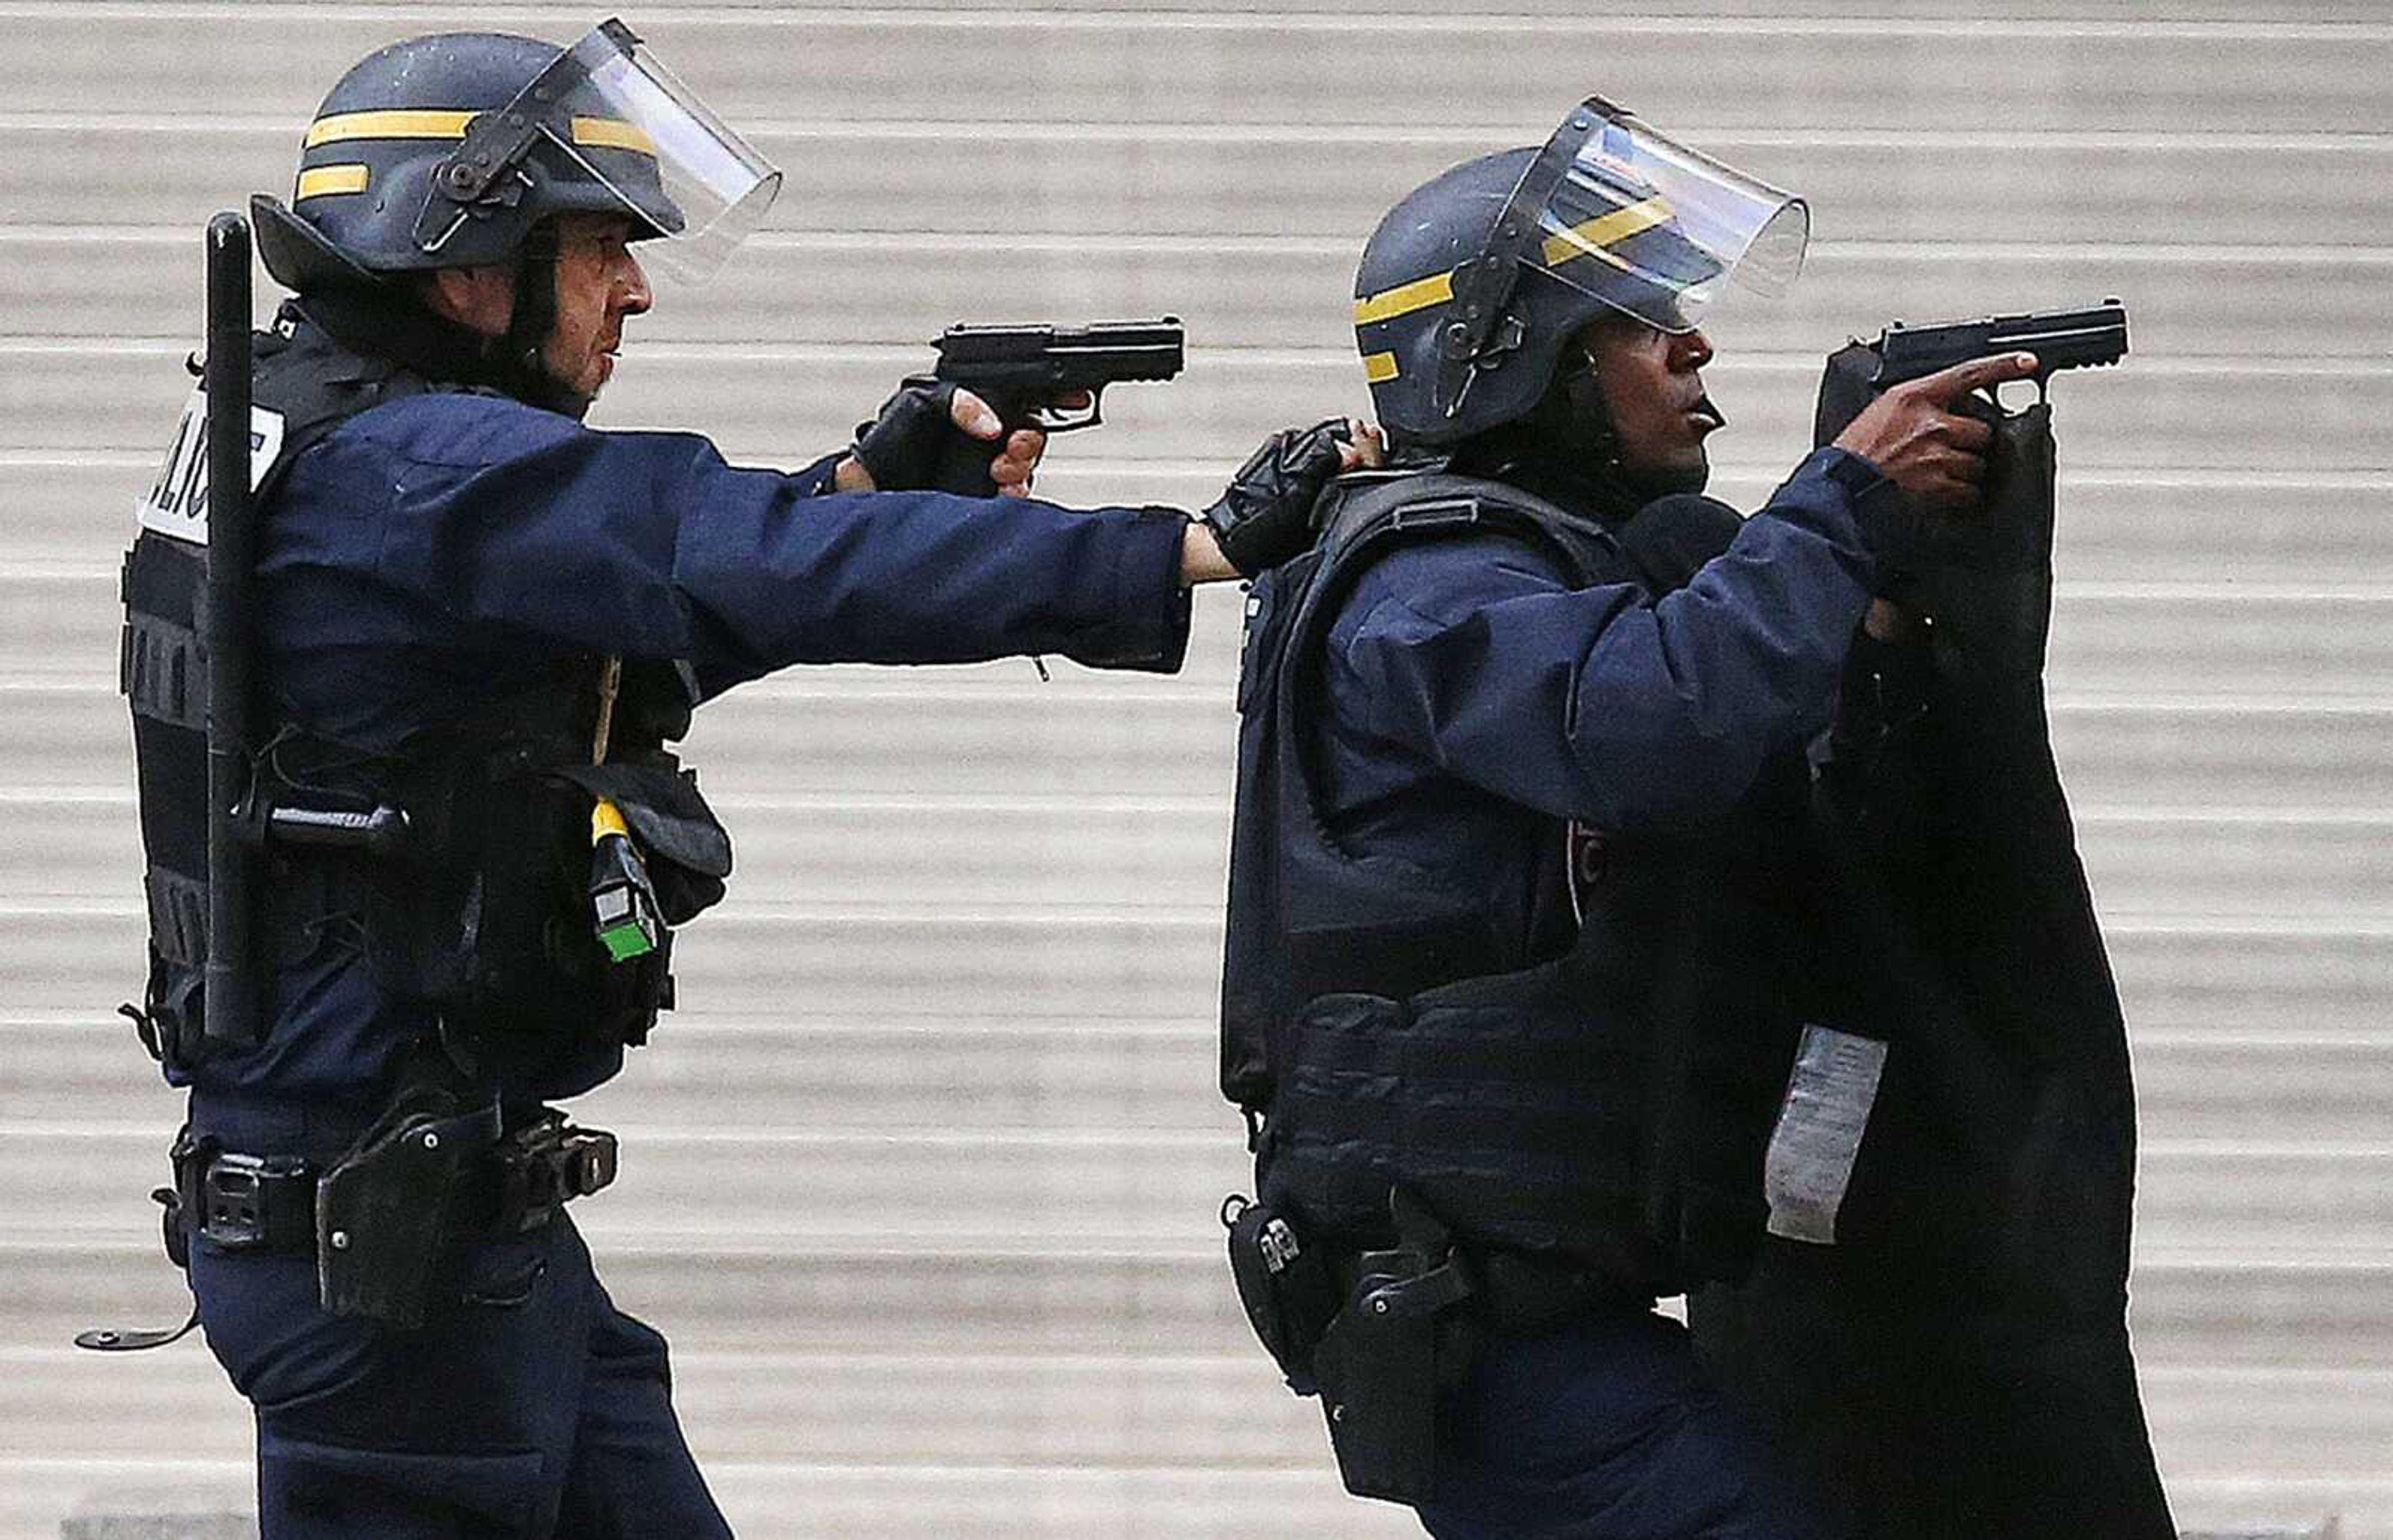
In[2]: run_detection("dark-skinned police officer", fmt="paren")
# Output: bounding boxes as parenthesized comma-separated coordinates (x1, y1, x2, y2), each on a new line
(111, 22, 1353, 1538)
(1215, 98, 2056, 1538)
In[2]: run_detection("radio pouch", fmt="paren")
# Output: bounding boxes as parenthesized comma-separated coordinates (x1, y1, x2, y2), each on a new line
(1223, 1194, 1341, 1395)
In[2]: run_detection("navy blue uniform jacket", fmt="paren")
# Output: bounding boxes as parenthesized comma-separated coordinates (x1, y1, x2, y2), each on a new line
(1314, 447, 1878, 959)
(186, 390, 1193, 1130)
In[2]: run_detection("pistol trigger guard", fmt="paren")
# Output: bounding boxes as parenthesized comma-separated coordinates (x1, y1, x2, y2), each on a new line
(1031, 396, 1102, 434)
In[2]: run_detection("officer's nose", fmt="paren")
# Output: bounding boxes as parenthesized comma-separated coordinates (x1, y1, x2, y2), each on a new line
(615, 252, 653, 317)
(1672, 328, 1714, 371)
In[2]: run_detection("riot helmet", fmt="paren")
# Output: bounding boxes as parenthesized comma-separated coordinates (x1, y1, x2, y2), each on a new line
(254, 18, 780, 294)
(1354, 97, 1808, 447)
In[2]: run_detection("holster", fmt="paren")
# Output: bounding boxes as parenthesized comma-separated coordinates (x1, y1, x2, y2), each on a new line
(1308, 1188, 1475, 1505)
(315, 1091, 501, 1328)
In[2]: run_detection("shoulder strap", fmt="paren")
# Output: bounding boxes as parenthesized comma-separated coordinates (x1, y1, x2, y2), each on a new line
(1263, 471, 1640, 853)
(248, 314, 441, 504)
(1312, 470, 1628, 592)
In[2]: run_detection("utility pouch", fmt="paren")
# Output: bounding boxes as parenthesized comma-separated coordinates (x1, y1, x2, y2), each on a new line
(556, 762, 733, 925)
(1309, 1188, 1474, 1505)
(315, 1096, 501, 1328)
(1222, 1194, 1340, 1395)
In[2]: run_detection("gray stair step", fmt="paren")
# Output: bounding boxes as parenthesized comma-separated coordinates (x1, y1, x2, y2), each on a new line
(8, 340, 2386, 478)
(12, 1014, 2392, 1143)
(7, 230, 2386, 364)
(0, 1457, 1430, 1540)
(14, 999, 2393, 1136)
(7, 1237, 2390, 1369)
(14, 675, 2393, 811)
(11, 782, 2392, 920)
(6, 1342, 2391, 1480)
(11, 117, 2391, 249)
(5, 1461, 2372, 1540)
(1, 11, 2379, 132)
(13, 563, 2393, 706)
(9, 1125, 2391, 1258)
(9, 902, 2386, 1026)
(22, 455, 2393, 593)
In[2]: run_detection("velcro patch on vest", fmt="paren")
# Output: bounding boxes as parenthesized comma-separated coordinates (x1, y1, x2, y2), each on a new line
(1762, 1024, 1887, 1246)
(136, 383, 286, 545)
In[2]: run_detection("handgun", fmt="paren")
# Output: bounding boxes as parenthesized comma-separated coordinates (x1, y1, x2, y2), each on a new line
(1870, 298, 2129, 397)
(930, 316, 1185, 434)
(910, 317, 1185, 497)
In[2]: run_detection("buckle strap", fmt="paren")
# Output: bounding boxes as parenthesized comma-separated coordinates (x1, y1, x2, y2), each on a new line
(484, 1112, 620, 1233)
(194, 1151, 317, 1252)
(75, 1308, 200, 1354)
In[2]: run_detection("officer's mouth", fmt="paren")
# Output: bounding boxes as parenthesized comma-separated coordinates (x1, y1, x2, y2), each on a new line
(1687, 395, 1726, 434)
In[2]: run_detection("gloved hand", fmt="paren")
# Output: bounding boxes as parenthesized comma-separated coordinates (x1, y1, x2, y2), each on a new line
(1831, 352, 2038, 515)
(1828, 351, 2045, 615)
(1200, 417, 1370, 577)
(844, 377, 1042, 496)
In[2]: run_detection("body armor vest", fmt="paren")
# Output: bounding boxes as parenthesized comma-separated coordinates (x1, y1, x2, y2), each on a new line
(1220, 471, 1811, 1290)
(122, 311, 728, 1073)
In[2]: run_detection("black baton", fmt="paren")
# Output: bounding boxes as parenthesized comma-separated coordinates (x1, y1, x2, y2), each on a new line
(202, 211, 261, 1048)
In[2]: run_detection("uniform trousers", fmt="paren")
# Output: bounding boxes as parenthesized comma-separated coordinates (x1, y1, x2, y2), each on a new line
(191, 1210, 730, 1539)
(1413, 1305, 1842, 1540)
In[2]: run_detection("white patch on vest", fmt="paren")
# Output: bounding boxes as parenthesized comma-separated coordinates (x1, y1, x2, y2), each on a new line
(134, 383, 286, 545)
(1762, 1024, 1888, 1246)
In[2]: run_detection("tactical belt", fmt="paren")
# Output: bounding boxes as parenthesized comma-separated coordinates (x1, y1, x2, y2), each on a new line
(171, 1115, 618, 1257)
(1310, 1240, 1648, 1339)
(1460, 1248, 1651, 1334)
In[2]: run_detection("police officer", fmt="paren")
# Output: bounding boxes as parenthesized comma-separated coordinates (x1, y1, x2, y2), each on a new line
(113, 22, 1354, 1538)
(1216, 98, 2047, 1538)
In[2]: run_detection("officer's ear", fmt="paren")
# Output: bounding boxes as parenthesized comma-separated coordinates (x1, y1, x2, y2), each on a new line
(419, 265, 516, 341)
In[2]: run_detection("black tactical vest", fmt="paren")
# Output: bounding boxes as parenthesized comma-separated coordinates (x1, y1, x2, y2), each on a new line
(122, 311, 728, 1073)
(1219, 472, 1813, 1291)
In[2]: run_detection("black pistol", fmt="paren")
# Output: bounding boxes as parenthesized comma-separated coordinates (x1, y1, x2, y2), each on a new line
(931, 316, 1185, 434)
(917, 318, 1183, 495)
(1870, 298, 2129, 399)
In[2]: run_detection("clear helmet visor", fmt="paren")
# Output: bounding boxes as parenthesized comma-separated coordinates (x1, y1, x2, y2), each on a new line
(537, 19, 781, 283)
(1532, 107, 1807, 333)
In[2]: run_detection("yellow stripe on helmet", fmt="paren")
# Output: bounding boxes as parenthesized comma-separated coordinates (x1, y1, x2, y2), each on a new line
(1353, 269, 1455, 328)
(570, 117, 657, 156)
(294, 164, 370, 200)
(1352, 194, 1675, 333)
(1539, 195, 1674, 270)
(1361, 351, 1402, 384)
(303, 110, 657, 158)
(304, 110, 475, 147)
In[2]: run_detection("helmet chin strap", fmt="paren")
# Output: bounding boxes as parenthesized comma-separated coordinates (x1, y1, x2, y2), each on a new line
(1549, 351, 1714, 506)
(494, 221, 593, 420)
(1454, 351, 1649, 525)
